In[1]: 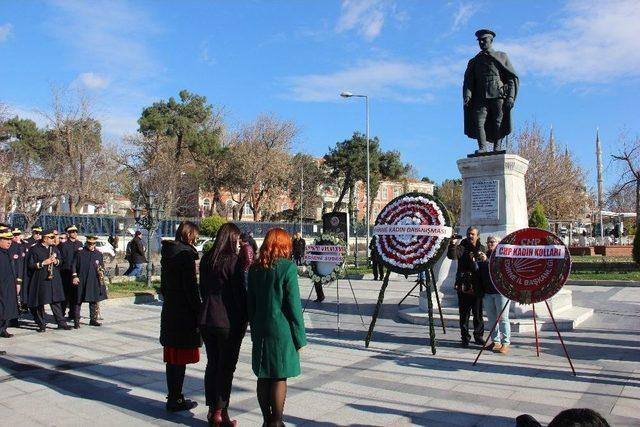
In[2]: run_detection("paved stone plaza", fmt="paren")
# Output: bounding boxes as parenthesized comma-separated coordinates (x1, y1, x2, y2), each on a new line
(0, 277, 638, 426)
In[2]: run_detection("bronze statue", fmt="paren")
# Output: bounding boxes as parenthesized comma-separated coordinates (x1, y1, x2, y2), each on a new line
(463, 29, 519, 154)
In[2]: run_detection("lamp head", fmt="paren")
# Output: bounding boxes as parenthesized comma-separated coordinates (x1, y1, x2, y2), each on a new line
(340, 91, 353, 98)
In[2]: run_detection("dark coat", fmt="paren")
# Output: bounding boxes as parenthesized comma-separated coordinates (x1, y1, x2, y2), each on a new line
(478, 249, 497, 295)
(0, 247, 19, 321)
(199, 251, 247, 334)
(71, 246, 107, 303)
(129, 236, 147, 264)
(247, 258, 307, 378)
(463, 49, 519, 142)
(447, 238, 486, 293)
(59, 239, 83, 271)
(27, 244, 66, 307)
(8, 241, 25, 284)
(160, 240, 202, 349)
(292, 237, 306, 260)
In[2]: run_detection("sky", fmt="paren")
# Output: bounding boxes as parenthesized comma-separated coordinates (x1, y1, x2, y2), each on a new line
(1, 0, 638, 191)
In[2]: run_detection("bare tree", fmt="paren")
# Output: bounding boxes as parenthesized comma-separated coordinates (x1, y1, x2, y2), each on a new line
(610, 135, 640, 228)
(225, 114, 297, 221)
(515, 122, 594, 221)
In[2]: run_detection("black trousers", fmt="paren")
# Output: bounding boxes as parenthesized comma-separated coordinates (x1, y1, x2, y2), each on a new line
(457, 292, 484, 342)
(0, 319, 7, 334)
(314, 283, 324, 300)
(73, 302, 98, 322)
(202, 325, 246, 408)
(60, 270, 73, 314)
(371, 258, 384, 280)
(30, 303, 67, 327)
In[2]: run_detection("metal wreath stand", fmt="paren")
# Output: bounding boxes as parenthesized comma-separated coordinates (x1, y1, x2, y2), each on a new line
(302, 236, 365, 332)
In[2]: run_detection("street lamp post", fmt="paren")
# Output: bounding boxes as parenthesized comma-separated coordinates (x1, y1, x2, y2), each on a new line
(340, 91, 370, 262)
(134, 194, 164, 288)
(353, 207, 359, 268)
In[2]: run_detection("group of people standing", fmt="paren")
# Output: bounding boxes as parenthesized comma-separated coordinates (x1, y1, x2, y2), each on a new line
(159, 222, 306, 427)
(448, 226, 511, 353)
(0, 224, 108, 354)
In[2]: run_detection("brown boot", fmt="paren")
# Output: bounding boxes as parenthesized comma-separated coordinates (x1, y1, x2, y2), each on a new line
(499, 344, 510, 354)
(483, 342, 496, 351)
(491, 343, 503, 352)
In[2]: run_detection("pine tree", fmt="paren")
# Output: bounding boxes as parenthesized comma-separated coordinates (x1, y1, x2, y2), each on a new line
(529, 201, 549, 229)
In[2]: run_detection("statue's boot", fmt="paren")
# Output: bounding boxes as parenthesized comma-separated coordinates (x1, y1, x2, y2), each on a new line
(493, 139, 504, 152)
(475, 140, 489, 154)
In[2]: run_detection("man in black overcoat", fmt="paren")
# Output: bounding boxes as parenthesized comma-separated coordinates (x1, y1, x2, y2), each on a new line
(447, 226, 486, 347)
(0, 228, 19, 342)
(71, 236, 107, 328)
(26, 229, 71, 332)
(20, 227, 41, 312)
(8, 228, 26, 325)
(58, 225, 83, 316)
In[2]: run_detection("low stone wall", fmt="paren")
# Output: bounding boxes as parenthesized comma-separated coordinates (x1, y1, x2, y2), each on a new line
(594, 245, 633, 256)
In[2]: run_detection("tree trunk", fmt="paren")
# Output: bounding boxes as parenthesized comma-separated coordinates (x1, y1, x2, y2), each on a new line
(333, 173, 351, 212)
(636, 178, 640, 230)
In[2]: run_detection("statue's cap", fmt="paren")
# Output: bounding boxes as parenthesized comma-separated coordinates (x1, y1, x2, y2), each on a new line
(475, 29, 496, 39)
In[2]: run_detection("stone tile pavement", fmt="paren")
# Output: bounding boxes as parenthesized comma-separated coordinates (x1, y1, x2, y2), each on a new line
(0, 277, 638, 426)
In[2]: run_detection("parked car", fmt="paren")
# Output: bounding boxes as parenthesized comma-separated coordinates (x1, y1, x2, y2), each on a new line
(95, 240, 116, 261)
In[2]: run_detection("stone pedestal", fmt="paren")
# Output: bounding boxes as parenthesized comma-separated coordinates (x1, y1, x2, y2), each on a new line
(438, 153, 530, 307)
(399, 153, 593, 332)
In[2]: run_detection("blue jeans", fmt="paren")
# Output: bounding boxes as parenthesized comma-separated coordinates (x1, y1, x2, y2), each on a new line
(126, 263, 144, 278)
(483, 293, 511, 344)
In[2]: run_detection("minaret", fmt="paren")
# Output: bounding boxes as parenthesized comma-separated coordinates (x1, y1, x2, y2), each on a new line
(549, 125, 556, 155)
(596, 128, 604, 238)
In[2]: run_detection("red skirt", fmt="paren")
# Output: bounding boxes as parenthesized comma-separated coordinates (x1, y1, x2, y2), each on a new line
(163, 346, 200, 364)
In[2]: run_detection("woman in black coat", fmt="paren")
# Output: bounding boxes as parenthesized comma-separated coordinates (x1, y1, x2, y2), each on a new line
(199, 222, 247, 426)
(160, 221, 202, 412)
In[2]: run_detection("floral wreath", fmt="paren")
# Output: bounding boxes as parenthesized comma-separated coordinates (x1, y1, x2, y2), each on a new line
(305, 234, 345, 285)
(373, 192, 452, 275)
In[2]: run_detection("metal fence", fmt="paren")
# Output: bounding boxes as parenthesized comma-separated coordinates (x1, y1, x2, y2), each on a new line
(6, 213, 352, 238)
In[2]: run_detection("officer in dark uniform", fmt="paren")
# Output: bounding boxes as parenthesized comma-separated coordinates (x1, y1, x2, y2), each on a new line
(26, 229, 71, 332)
(71, 235, 107, 328)
(24, 227, 42, 247)
(58, 225, 83, 317)
(8, 228, 26, 325)
(0, 228, 19, 342)
(21, 227, 42, 312)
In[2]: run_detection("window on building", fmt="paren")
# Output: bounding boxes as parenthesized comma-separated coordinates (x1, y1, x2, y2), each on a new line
(393, 186, 400, 198)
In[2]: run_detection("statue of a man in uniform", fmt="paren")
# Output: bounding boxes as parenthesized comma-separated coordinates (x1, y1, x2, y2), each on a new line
(463, 29, 519, 154)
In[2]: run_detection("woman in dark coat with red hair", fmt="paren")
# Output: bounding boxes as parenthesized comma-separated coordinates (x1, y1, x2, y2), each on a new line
(160, 221, 201, 412)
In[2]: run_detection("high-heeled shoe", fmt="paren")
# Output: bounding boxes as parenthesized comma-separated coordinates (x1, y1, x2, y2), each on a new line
(207, 409, 223, 426)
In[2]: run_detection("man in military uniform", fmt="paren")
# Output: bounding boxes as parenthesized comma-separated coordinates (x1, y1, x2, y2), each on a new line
(24, 227, 42, 247)
(0, 228, 19, 343)
(26, 229, 71, 332)
(58, 225, 83, 317)
(8, 228, 26, 327)
(463, 29, 519, 153)
(71, 236, 107, 328)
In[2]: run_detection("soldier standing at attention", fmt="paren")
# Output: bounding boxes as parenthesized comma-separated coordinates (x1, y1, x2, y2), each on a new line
(58, 225, 83, 317)
(0, 227, 19, 343)
(71, 236, 107, 329)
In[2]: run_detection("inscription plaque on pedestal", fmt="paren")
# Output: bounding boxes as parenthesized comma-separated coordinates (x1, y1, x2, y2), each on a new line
(471, 179, 499, 221)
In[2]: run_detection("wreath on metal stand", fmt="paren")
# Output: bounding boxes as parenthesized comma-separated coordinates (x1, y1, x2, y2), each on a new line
(365, 192, 452, 355)
(305, 234, 345, 286)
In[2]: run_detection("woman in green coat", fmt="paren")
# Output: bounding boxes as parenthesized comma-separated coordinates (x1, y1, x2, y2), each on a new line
(247, 227, 307, 427)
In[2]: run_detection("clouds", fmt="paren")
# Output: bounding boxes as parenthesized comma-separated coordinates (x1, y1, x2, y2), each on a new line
(75, 72, 110, 90)
(449, 2, 479, 33)
(336, 0, 385, 41)
(0, 23, 12, 42)
(284, 58, 463, 103)
(499, 0, 640, 84)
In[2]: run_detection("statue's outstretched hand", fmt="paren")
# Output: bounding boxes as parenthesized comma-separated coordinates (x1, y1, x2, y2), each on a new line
(463, 96, 471, 106)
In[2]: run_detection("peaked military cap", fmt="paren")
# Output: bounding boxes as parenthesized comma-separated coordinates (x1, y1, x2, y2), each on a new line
(475, 29, 496, 39)
(65, 225, 79, 232)
(0, 229, 13, 239)
(86, 235, 98, 243)
(32, 227, 43, 233)
(42, 229, 56, 238)
(12, 228, 22, 235)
